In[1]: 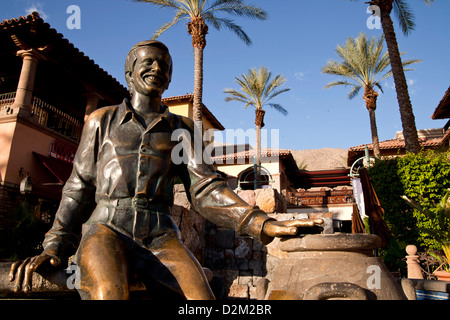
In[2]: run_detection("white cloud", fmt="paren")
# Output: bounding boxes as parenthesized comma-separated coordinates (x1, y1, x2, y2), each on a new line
(294, 72, 305, 81)
(25, 2, 49, 20)
(384, 79, 395, 90)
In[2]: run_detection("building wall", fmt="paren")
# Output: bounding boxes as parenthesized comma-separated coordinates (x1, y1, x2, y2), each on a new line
(215, 161, 283, 191)
(5, 121, 56, 186)
(167, 104, 190, 119)
(0, 121, 16, 185)
(166, 100, 217, 143)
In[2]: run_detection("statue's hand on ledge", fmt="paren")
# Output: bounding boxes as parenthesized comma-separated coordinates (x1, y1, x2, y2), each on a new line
(263, 218, 324, 238)
(8, 252, 61, 293)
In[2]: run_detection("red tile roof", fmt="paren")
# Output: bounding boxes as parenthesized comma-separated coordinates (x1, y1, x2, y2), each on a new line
(0, 12, 129, 101)
(211, 148, 292, 162)
(432, 86, 450, 120)
(349, 136, 444, 152)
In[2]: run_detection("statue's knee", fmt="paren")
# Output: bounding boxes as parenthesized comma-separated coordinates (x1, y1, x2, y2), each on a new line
(89, 284, 130, 300)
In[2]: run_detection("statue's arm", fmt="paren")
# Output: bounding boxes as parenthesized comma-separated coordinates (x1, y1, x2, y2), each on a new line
(175, 117, 275, 244)
(176, 116, 322, 245)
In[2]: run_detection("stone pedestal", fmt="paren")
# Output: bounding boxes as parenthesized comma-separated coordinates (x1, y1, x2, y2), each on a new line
(405, 245, 424, 279)
(265, 234, 408, 300)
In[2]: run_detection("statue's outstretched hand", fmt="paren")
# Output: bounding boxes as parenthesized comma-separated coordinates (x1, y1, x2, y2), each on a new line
(263, 218, 324, 238)
(8, 253, 61, 293)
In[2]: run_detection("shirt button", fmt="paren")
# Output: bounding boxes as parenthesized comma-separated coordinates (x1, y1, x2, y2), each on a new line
(141, 145, 147, 153)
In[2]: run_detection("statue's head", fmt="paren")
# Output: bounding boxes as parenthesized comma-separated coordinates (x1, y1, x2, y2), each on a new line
(125, 40, 173, 97)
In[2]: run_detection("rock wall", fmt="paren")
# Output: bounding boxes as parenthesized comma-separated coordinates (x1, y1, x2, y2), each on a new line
(171, 185, 333, 300)
(170, 184, 206, 264)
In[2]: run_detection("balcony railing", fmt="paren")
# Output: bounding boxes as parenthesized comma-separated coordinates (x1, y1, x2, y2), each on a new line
(0, 92, 83, 142)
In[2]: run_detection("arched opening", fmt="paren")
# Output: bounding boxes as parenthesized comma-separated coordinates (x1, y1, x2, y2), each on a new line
(237, 165, 273, 190)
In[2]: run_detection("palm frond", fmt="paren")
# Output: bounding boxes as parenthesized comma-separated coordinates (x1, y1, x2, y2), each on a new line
(324, 80, 354, 89)
(393, 0, 416, 35)
(224, 66, 289, 116)
(348, 85, 362, 99)
(152, 10, 188, 39)
(374, 82, 384, 94)
(323, 32, 419, 100)
(133, 0, 181, 10)
(267, 103, 288, 116)
(206, 0, 267, 20)
(203, 14, 252, 45)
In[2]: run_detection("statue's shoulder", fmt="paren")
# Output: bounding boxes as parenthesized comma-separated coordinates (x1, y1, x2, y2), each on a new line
(84, 103, 121, 127)
(164, 108, 195, 131)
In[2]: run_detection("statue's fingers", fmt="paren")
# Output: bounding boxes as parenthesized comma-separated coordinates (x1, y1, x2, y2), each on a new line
(287, 219, 315, 228)
(23, 256, 40, 293)
(292, 218, 324, 227)
(9, 260, 21, 282)
(313, 218, 324, 225)
(274, 225, 298, 236)
(13, 258, 30, 292)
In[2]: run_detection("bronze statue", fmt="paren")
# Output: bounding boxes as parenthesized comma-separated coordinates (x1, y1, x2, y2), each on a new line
(9, 40, 322, 300)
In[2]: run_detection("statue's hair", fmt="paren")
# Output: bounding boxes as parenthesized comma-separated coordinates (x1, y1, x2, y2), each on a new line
(125, 40, 173, 95)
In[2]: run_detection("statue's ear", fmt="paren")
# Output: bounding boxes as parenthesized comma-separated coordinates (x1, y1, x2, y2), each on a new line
(125, 72, 134, 96)
(125, 71, 133, 86)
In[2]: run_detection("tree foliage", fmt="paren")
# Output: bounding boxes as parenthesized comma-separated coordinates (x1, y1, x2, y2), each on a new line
(368, 149, 450, 250)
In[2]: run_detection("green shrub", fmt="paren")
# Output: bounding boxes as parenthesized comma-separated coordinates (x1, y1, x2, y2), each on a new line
(368, 149, 450, 250)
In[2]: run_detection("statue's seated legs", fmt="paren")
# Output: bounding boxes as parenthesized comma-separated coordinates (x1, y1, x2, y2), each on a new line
(75, 223, 215, 300)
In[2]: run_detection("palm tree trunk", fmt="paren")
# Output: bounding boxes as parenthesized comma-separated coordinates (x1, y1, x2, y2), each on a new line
(254, 109, 265, 189)
(364, 88, 381, 158)
(193, 47, 204, 124)
(188, 17, 208, 124)
(378, 1, 421, 154)
(255, 124, 261, 189)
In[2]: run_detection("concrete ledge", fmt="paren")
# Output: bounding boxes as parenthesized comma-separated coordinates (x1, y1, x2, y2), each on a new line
(0, 262, 78, 299)
(409, 278, 450, 293)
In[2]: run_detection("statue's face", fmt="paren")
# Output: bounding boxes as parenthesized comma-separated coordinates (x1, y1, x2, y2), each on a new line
(131, 46, 172, 97)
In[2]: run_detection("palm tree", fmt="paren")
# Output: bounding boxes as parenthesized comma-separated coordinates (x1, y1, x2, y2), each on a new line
(322, 32, 420, 158)
(224, 67, 290, 186)
(362, 0, 434, 154)
(135, 0, 267, 125)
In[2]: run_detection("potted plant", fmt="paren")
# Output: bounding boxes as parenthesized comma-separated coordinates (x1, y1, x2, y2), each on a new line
(430, 241, 450, 281)
(402, 191, 450, 281)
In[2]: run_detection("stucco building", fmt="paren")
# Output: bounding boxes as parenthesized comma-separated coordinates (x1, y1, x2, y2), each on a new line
(0, 12, 130, 234)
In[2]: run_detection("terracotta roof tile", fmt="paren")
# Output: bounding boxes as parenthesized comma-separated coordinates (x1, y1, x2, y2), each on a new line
(1, 12, 128, 96)
(211, 148, 291, 162)
(349, 137, 444, 152)
(432, 86, 450, 120)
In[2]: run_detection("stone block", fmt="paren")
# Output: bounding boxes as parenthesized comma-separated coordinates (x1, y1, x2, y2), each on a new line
(237, 190, 256, 206)
(229, 283, 249, 299)
(252, 239, 264, 251)
(236, 259, 249, 271)
(216, 228, 235, 249)
(205, 248, 225, 269)
(238, 274, 253, 286)
(255, 188, 277, 213)
(249, 285, 258, 300)
(235, 238, 252, 259)
(252, 250, 263, 261)
(308, 212, 334, 234)
(249, 260, 264, 276)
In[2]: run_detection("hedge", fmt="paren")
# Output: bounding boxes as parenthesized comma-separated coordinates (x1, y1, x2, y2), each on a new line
(368, 149, 450, 250)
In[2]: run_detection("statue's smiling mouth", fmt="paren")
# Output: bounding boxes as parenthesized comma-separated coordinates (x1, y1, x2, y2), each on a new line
(143, 73, 164, 84)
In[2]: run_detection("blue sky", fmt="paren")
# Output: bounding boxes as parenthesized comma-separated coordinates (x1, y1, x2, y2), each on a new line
(1, 0, 449, 151)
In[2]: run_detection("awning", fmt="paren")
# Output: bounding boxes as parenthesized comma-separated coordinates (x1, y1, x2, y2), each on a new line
(32, 152, 73, 183)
